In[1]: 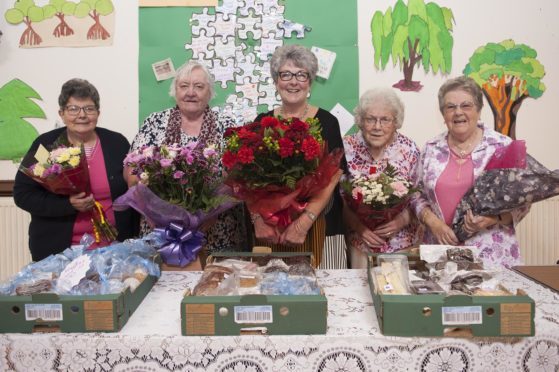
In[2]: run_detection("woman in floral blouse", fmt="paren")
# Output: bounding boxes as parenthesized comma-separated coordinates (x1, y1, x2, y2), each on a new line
(343, 88, 420, 268)
(412, 76, 527, 268)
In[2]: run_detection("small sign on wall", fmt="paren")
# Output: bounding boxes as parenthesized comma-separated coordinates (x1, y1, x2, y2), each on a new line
(140, 0, 217, 6)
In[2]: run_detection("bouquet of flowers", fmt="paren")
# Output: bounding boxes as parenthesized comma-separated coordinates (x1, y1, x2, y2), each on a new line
(452, 140, 559, 241)
(114, 142, 235, 267)
(222, 115, 343, 229)
(19, 143, 118, 245)
(341, 163, 418, 231)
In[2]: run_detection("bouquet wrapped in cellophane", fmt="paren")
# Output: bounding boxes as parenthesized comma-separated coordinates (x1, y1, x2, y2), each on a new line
(341, 163, 418, 248)
(114, 142, 236, 267)
(452, 140, 559, 241)
(19, 142, 118, 246)
(222, 115, 343, 230)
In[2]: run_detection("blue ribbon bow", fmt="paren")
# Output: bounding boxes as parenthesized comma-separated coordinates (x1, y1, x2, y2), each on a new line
(155, 222, 205, 267)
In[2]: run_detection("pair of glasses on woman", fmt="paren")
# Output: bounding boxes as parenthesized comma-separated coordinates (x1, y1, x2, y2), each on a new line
(278, 71, 310, 82)
(443, 101, 476, 114)
(363, 116, 394, 128)
(64, 105, 99, 116)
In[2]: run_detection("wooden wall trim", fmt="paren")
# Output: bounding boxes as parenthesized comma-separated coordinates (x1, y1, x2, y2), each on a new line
(0, 181, 14, 197)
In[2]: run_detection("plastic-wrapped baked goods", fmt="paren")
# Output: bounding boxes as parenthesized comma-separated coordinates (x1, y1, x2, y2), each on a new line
(288, 262, 315, 277)
(192, 265, 234, 296)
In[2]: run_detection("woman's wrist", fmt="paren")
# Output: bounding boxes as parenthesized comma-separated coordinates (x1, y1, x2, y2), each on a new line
(250, 213, 262, 224)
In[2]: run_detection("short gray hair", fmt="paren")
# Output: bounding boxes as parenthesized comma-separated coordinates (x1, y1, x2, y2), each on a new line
(354, 88, 405, 129)
(58, 78, 100, 109)
(270, 44, 318, 83)
(169, 60, 215, 99)
(438, 76, 483, 113)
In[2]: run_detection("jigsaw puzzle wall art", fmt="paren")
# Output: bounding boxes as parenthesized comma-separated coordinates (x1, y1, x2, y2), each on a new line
(139, 0, 358, 128)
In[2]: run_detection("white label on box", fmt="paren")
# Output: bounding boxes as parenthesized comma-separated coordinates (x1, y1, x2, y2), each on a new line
(442, 306, 482, 325)
(25, 304, 63, 321)
(234, 305, 273, 324)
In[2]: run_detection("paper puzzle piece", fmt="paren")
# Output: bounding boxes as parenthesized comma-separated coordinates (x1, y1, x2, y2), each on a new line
(311, 46, 337, 79)
(258, 78, 280, 111)
(191, 8, 216, 37)
(216, 0, 239, 20)
(236, 12, 263, 40)
(260, 9, 284, 38)
(235, 52, 259, 84)
(223, 95, 257, 126)
(262, 0, 285, 14)
(239, 0, 263, 16)
(235, 77, 262, 104)
(280, 19, 312, 39)
(209, 58, 240, 88)
(209, 35, 244, 62)
(184, 29, 215, 60)
(254, 60, 272, 82)
(255, 32, 283, 61)
(209, 13, 237, 43)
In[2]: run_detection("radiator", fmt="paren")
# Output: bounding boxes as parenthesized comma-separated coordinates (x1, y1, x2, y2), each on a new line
(0, 197, 32, 282)
(516, 196, 559, 265)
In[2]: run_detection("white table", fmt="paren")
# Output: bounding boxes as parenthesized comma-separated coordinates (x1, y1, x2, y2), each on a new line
(1, 269, 558, 371)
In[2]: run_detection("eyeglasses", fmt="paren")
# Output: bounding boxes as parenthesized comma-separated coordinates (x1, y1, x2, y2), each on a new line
(278, 71, 310, 82)
(363, 116, 394, 127)
(64, 105, 98, 116)
(443, 101, 476, 114)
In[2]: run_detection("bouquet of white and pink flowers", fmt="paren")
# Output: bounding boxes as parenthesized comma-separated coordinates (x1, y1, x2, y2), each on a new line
(342, 163, 418, 231)
(19, 142, 118, 245)
(114, 142, 236, 267)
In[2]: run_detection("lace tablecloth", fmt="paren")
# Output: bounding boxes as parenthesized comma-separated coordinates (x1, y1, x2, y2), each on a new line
(1, 269, 558, 371)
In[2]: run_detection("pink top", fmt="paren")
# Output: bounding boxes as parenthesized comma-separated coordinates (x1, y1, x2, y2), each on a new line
(72, 140, 116, 246)
(435, 149, 474, 225)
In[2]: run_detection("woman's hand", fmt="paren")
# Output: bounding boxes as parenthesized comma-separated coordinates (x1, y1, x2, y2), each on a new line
(357, 225, 387, 248)
(373, 210, 410, 240)
(253, 217, 281, 244)
(463, 209, 498, 234)
(69, 192, 94, 212)
(279, 215, 313, 245)
(429, 218, 459, 245)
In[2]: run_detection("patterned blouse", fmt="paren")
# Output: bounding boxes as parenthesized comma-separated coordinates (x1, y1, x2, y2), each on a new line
(343, 131, 420, 253)
(411, 123, 527, 268)
(131, 106, 248, 254)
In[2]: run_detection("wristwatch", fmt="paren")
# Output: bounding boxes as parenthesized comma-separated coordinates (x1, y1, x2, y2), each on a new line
(250, 213, 262, 224)
(303, 209, 317, 222)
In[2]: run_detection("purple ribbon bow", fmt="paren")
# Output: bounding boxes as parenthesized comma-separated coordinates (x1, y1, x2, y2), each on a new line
(155, 223, 205, 267)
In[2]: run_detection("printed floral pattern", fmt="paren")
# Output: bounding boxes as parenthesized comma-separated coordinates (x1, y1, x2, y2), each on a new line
(412, 123, 525, 268)
(343, 131, 420, 252)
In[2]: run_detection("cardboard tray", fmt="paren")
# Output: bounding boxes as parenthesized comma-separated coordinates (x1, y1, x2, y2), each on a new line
(0, 275, 157, 333)
(181, 251, 327, 336)
(367, 254, 535, 337)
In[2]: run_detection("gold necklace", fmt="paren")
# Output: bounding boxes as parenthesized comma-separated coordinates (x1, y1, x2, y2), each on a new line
(279, 104, 309, 119)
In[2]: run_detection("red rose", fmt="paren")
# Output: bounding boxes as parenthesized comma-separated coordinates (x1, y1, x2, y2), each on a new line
(222, 151, 238, 169)
(301, 137, 321, 161)
(237, 147, 255, 164)
(369, 166, 377, 175)
(261, 116, 280, 128)
(278, 137, 295, 158)
(290, 119, 309, 132)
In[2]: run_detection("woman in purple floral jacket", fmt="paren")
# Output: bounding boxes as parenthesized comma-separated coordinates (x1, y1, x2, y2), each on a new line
(412, 76, 528, 268)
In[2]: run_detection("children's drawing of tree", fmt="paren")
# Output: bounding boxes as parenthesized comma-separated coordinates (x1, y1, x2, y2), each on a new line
(4, 0, 46, 46)
(47, 0, 77, 37)
(370, 0, 454, 92)
(464, 40, 546, 139)
(0, 79, 44, 161)
(74, 0, 114, 40)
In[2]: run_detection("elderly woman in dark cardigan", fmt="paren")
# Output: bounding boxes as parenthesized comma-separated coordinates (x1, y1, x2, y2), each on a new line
(14, 78, 139, 261)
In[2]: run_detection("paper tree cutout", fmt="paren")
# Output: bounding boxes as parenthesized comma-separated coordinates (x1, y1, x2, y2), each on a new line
(73, 0, 114, 40)
(0, 79, 44, 161)
(49, 0, 77, 37)
(464, 40, 546, 139)
(370, 0, 454, 92)
(4, 0, 46, 46)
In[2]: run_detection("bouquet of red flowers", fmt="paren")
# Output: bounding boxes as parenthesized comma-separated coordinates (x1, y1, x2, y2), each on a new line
(114, 142, 236, 267)
(222, 115, 342, 229)
(19, 143, 118, 245)
(342, 163, 418, 231)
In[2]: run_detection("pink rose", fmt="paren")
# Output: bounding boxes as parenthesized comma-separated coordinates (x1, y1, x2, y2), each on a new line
(390, 181, 409, 198)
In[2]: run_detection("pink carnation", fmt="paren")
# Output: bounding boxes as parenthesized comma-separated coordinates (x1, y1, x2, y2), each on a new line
(390, 181, 409, 197)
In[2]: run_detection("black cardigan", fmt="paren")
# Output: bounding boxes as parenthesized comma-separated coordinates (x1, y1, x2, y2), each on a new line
(13, 127, 139, 261)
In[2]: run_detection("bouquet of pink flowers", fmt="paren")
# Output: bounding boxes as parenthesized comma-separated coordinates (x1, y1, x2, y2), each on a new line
(19, 143, 118, 245)
(114, 142, 235, 267)
(342, 163, 418, 231)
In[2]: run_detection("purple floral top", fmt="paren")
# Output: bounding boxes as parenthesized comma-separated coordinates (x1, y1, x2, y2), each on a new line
(343, 131, 420, 253)
(412, 123, 527, 268)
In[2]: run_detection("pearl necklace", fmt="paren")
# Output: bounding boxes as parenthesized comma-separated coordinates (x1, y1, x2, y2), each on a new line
(279, 104, 309, 119)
